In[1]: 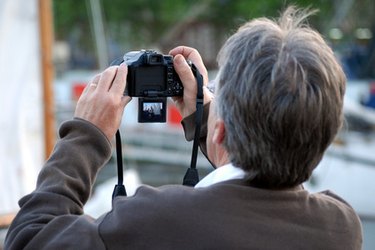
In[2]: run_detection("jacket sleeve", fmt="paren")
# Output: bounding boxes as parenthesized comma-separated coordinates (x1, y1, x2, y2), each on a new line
(4, 118, 112, 250)
(181, 103, 212, 165)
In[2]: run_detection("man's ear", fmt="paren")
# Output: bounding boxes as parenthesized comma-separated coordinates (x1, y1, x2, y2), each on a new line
(213, 119, 225, 145)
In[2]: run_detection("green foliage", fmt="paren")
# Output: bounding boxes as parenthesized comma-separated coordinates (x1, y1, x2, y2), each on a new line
(53, 0, 333, 46)
(52, 0, 375, 76)
(53, 1, 88, 40)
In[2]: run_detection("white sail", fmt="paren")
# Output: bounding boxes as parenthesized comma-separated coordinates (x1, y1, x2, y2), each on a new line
(0, 0, 44, 216)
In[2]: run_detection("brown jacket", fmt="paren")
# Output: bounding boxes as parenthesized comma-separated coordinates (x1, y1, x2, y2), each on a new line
(5, 111, 362, 249)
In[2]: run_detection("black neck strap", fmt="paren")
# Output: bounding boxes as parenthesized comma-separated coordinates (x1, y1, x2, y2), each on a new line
(182, 64, 204, 186)
(112, 131, 127, 199)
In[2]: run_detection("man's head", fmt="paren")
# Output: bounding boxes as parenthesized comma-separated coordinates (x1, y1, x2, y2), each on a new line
(211, 7, 346, 188)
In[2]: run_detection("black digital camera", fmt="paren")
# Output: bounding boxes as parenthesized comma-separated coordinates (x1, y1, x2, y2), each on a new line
(123, 50, 184, 123)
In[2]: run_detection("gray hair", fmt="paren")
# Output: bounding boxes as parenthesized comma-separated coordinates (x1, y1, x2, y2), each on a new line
(216, 7, 346, 188)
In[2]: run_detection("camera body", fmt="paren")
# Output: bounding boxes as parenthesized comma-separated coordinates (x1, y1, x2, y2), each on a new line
(123, 50, 184, 123)
(124, 50, 184, 97)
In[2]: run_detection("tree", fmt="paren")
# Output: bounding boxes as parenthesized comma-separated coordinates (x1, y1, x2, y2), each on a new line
(53, 0, 375, 77)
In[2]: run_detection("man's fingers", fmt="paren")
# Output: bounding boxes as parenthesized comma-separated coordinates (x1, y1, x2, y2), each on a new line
(122, 96, 132, 107)
(173, 54, 197, 93)
(97, 66, 118, 91)
(169, 46, 197, 58)
(170, 46, 208, 85)
(170, 46, 202, 66)
(82, 74, 100, 95)
(110, 63, 128, 94)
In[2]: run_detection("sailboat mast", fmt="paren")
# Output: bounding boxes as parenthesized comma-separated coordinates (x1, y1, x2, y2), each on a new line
(38, 0, 55, 159)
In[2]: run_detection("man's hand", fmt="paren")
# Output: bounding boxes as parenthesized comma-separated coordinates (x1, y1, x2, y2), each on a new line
(169, 46, 213, 118)
(74, 64, 131, 140)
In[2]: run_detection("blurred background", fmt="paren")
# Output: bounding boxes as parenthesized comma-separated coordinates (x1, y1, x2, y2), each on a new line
(1, 0, 375, 249)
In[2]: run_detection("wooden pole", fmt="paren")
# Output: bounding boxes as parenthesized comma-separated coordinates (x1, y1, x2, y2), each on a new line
(0, 213, 15, 228)
(39, 0, 56, 159)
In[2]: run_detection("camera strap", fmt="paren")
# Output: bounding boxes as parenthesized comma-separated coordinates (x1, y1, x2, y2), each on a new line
(112, 130, 127, 199)
(182, 64, 204, 186)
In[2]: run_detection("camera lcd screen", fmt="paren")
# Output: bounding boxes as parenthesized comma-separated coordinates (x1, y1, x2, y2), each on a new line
(135, 66, 166, 91)
(143, 102, 163, 115)
(138, 98, 166, 123)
